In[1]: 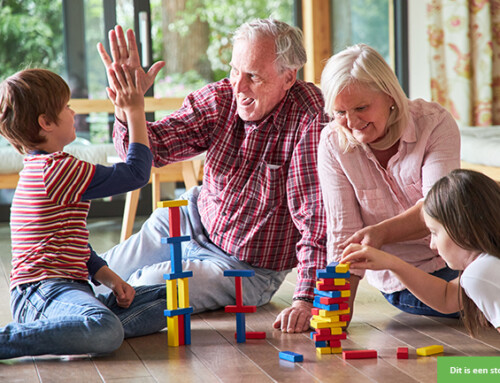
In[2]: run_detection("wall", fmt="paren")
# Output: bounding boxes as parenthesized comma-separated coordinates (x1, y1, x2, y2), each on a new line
(408, 0, 431, 100)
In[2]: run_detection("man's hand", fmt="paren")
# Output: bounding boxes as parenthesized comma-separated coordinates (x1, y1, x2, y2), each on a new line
(97, 26, 164, 95)
(272, 300, 313, 333)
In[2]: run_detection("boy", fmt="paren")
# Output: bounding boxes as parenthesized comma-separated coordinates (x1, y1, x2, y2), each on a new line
(0, 67, 166, 359)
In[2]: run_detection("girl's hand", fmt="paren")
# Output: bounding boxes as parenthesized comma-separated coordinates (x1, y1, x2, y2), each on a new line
(341, 243, 398, 271)
(112, 279, 136, 308)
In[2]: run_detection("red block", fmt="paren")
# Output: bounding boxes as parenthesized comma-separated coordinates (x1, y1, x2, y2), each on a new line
(397, 347, 409, 359)
(225, 305, 257, 313)
(316, 282, 351, 291)
(319, 296, 349, 305)
(178, 314, 185, 346)
(339, 314, 351, 322)
(235, 331, 266, 339)
(342, 350, 378, 359)
(311, 308, 320, 316)
(313, 332, 347, 342)
(168, 207, 181, 237)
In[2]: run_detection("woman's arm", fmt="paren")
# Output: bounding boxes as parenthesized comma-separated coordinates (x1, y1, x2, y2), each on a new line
(342, 244, 461, 314)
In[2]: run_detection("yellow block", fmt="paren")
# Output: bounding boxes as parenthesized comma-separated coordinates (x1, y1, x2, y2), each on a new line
(157, 200, 189, 208)
(166, 279, 178, 310)
(316, 347, 333, 355)
(341, 290, 351, 298)
(310, 319, 347, 329)
(330, 347, 343, 354)
(319, 308, 350, 316)
(178, 278, 190, 308)
(416, 345, 444, 356)
(167, 316, 179, 347)
(334, 279, 346, 286)
(335, 263, 350, 274)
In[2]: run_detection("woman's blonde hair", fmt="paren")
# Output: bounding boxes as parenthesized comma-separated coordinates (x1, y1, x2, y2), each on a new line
(320, 44, 409, 152)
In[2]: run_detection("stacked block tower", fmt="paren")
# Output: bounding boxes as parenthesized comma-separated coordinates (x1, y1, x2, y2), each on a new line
(224, 270, 264, 343)
(310, 261, 350, 355)
(159, 200, 194, 347)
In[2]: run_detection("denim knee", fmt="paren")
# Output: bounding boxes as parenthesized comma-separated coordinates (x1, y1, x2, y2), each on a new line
(87, 310, 124, 355)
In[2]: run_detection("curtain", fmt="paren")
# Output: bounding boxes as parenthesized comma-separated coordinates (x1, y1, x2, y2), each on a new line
(427, 0, 500, 127)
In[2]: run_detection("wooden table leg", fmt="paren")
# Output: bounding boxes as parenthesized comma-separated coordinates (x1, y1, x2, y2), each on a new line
(120, 188, 140, 242)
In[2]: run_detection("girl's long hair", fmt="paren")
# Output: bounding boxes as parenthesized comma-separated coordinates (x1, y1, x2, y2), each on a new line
(424, 169, 500, 335)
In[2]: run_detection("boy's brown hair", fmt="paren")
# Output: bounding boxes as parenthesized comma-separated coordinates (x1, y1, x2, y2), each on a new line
(0, 69, 71, 154)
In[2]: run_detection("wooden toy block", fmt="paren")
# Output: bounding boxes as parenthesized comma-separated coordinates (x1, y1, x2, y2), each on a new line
(184, 314, 192, 345)
(225, 305, 257, 313)
(314, 288, 342, 297)
(313, 301, 349, 312)
(279, 351, 303, 362)
(313, 332, 347, 342)
(316, 327, 343, 335)
(167, 316, 179, 347)
(342, 350, 378, 359)
(163, 271, 193, 280)
(166, 279, 178, 310)
(178, 278, 190, 308)
(339, 314, 351, 322)
(236, 331, 266, 339)
(416, 345, 443, 356)
(168, 242, 183, 274)
(164, 307, 194, 317)
(318, 296, 349, 305)
(334, 278, 346, 286)
(310, 319, 347, 329)
(315, 340, 329, 348)
(235, 276, 243, 307)
(397, 347, 409, 359)
(316, 270, 351, 279)
(163, 235, 191, 244)
(168, 206, 181, 237)
(316, 281, 351, 291)
(331, 347, 343, 354)
(223, 269, 256, 277)
(316, 347, 332, 355)
(334, 263, 350, 274)
(236, 312, 246, 343)
(318, 308, 350, 316)
(158, 200, 189, 208)
(178, 314, 185, 346)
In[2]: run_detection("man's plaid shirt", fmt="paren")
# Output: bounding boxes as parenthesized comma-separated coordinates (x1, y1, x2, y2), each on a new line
(113, 78, 328, 300)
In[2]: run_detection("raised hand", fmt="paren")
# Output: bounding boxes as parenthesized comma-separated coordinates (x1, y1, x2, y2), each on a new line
(97, 25, 165, 97)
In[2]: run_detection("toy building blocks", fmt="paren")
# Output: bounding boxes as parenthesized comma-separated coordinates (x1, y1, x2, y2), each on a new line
(161, 199, 193, 347)
(235, 331, 266, 340)
(224, 269, 257, 343)
(416, 345, 444, 356)
(279, 351, 303, 362)
(397, 347, 409, 359)
(342, 350, 378, 359)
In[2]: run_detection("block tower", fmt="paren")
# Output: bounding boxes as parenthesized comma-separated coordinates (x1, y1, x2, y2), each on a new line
(159, 200, 194, 347)
(224, 270, 264, 343)
(310, 261, 350, 355)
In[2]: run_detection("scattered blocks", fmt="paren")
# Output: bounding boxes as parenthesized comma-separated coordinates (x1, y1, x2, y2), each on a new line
(416, 345, 444, 356)
(235, 331, 266, 339)
(279, 351, 303, 363)
(397, 347, 409, 359)
(342, 350, 378, 359)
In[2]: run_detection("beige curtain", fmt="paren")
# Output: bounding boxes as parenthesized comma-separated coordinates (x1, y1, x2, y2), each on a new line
(427, 0, 500, 127)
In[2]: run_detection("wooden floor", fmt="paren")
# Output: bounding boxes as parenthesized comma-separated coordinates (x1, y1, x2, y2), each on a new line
(1, 217, 500, 382)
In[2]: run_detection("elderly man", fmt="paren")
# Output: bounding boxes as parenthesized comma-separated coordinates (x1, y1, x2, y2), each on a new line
(97, 18, 327, 333)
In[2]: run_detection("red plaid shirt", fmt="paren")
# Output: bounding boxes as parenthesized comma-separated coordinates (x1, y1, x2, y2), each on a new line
(114, 78, 328, 299)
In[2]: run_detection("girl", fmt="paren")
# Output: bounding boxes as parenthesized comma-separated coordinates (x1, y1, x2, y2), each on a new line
(342, 169, 500, 335)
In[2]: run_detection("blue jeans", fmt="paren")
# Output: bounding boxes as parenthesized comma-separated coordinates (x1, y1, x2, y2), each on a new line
(382, 266, 460, 318)
(1, 278, 166, 359)
(94, 186, 290, 313)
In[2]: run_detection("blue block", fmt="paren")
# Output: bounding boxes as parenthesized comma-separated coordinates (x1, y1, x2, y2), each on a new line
(314, 288, 341, 298)
(236, 312, 246, 343)
(163, 271, 193, 280)
(168, 242, 183, 274)
(224, 269, 255, 277)
(313, 301, 340, 311)
(279, 351, 303, 363)
(162, 235, 191, 244)
(184, 313, 191, 345)
(316, 270, 350, 279)
(310, 331, 316, 339)
(164, 306, 194, 317)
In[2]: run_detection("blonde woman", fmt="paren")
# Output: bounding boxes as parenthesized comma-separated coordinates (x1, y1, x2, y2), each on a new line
(318, 44, 461, 322)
